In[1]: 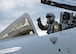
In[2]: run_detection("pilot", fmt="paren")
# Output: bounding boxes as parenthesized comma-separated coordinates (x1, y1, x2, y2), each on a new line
(37, 12, 61, 34)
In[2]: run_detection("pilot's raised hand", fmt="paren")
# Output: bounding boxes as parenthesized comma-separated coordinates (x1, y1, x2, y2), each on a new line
(37, 17, 41, 22)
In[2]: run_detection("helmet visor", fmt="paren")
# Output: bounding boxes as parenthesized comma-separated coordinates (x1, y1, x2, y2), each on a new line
(46, 16, 52, 18)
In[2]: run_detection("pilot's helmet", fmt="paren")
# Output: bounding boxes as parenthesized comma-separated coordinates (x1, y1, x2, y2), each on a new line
(46, 12, 55, 19)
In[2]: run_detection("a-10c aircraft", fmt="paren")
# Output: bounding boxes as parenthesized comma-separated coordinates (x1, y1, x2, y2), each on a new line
(0, 0, 76, 54)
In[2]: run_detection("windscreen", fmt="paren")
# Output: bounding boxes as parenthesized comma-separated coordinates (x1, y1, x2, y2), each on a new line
(0, 14, 35, 39)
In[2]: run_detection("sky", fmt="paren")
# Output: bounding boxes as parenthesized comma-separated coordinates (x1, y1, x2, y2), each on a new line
(0, 0, 76, 36)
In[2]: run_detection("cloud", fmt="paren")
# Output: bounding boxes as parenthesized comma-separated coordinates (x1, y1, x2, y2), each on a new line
(0, 25, 7, 33)
(0, 0, 42, 19)
(0, 19, 14, 33)
(0, 0, 39, 12)
(0, 0, 41, 33)
(0, 0, 16, 12)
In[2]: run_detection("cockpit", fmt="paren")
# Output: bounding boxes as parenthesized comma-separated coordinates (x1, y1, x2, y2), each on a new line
(41, 0, 76, 32)
(0, 13, 37, 40)
(60, 12, 76, 30)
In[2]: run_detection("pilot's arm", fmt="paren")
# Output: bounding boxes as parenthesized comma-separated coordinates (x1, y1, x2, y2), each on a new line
(37, 18, 48, 30)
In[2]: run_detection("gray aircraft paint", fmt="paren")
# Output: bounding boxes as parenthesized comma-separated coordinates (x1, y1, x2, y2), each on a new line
(0, 28, 76, 54)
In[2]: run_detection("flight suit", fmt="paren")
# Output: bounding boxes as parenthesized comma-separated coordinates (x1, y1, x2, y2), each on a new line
(37, 19, 61, 34)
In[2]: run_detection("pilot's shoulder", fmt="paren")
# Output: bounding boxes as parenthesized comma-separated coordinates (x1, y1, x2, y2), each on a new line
(54, 20, 58, 23)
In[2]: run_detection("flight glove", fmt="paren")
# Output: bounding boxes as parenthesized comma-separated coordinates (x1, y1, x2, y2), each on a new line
(37, 17, 41, 22)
